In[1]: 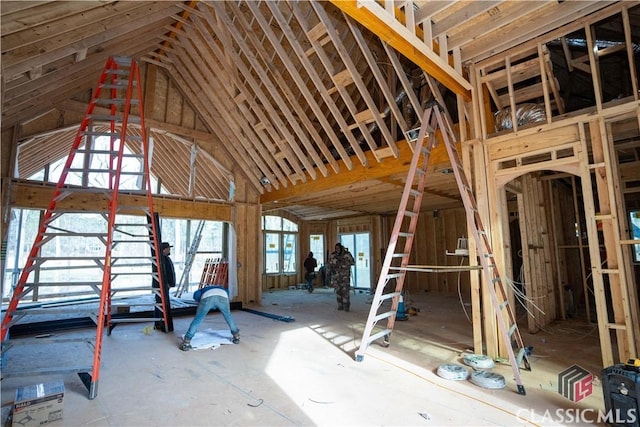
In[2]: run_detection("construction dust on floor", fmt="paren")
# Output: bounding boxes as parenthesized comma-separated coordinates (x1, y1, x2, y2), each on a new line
(1, 288, 610, 426)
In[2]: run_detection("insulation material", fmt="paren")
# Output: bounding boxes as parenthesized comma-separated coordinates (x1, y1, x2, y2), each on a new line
(494, 103, 546, 132)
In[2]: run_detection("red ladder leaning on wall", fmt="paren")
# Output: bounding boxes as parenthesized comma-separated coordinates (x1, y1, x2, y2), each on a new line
(0, 56, 170, 399)
(356, 101, 530, 395)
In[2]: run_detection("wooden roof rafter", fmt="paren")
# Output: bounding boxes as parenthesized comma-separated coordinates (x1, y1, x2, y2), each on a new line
(297, 2, 381, 161)
(265, 1, 368, 169)
(246, 0, 352, 173)
(331, 0, 472, 101)
(311, 2, 399, 160)
(222, 1, 331, 179)
(164, 26, 280, 192)
(205, 1, 316, 185)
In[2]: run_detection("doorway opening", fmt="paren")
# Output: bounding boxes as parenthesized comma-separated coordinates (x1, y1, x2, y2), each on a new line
(339, 233, 371, 289)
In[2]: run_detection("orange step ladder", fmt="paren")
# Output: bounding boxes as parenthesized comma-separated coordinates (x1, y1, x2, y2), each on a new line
(0, 56, 170, 399)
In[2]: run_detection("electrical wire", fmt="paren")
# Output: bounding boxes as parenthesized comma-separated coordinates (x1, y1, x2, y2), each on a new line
(456, 256, 471, 323)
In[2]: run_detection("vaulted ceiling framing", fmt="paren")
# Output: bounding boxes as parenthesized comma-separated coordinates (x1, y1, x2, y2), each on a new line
(2, 1, 634, 221)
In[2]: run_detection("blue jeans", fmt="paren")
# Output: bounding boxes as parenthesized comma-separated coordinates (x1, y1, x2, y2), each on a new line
(184, 295, 239, 341)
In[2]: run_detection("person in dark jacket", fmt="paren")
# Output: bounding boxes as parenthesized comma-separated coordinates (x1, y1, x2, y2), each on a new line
(161, 242, 176, 288)
(179, 285, 240, 351)
(303, 251, 318, 293)
(154, 242, 176, 331)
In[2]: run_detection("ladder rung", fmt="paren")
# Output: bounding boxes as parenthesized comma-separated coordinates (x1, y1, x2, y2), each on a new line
(112, 272, 156, 279)
(8, 308, 97, 316)
(379, 291, 401, 301)
(409, 189, 421, 197)
(0, 366, 94, 377)
(89, 114, 141, 124)
(24, 281, 103, 287)
(113, 222, 151, 229)
(404, 211, 418, 218)
(398, 232, 413, 238)
(114, 302, 157, 308)
(109, 288, 157, 295)
(101, 82, 137, 89)
(391, 253, 409, 258)
(94, 98, 139, 105)
(78, 149, 119, 156)
(81, 131, 120, 138)
(67, 167, 114, 174)
(88, 114, 125, 121)
(109, 318, 162, 324)
(373, 310, 395, 323)
(105, 68, 130, 76)
(113, 56, 133, 65)
(366, 328, 392, 345)
(516, 347, 527, 366)
(2, 336, 94, 348)
(34, 255, 106, 261)
(508, 323, 517, 337)
(385, 273, 403, 280)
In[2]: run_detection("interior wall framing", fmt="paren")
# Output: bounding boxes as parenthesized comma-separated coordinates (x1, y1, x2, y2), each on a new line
(467, 3, 640, 366)
(479, 109, 640, 367)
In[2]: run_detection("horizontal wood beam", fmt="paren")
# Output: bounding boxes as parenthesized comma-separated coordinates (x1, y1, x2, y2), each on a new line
(331, 0, 471, 101)
(260, 136, 455, 204)
(6, 179, 232, 221)
(56, 99, 215, 142)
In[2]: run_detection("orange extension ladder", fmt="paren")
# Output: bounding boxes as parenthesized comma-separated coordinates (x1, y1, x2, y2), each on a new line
(356, 102, 530, 395)
(0, 56, 170, 399)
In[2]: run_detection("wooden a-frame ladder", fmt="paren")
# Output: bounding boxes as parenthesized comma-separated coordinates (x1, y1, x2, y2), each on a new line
(0, 56, 170, 399)
(355, 101, 531, 395)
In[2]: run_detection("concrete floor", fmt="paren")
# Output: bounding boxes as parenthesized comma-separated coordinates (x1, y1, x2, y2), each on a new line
(1, 287, 608, 426)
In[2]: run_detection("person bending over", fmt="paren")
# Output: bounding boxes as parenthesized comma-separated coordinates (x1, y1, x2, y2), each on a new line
(179, 285, 240, 351)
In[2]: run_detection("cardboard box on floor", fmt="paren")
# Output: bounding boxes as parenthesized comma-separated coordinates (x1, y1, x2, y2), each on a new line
(12, 380, 64, 427)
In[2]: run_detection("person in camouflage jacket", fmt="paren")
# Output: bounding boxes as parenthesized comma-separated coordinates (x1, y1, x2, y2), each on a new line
(328, 243, 355, 311)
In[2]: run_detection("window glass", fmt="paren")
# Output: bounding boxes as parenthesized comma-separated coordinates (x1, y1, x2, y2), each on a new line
(310, 234, 324, 265)
(265, 233, 280, 273)
(2, 210, 227, 301)
(282, 218, 298, 232)
(282, 233, 296, 273)
(264, 215, 282, 231)
(261, 215, 299, 274)
(630, 211, 640, 262)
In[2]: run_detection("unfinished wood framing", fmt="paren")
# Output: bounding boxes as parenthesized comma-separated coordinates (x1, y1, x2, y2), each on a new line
(2, 1, 639, 372)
